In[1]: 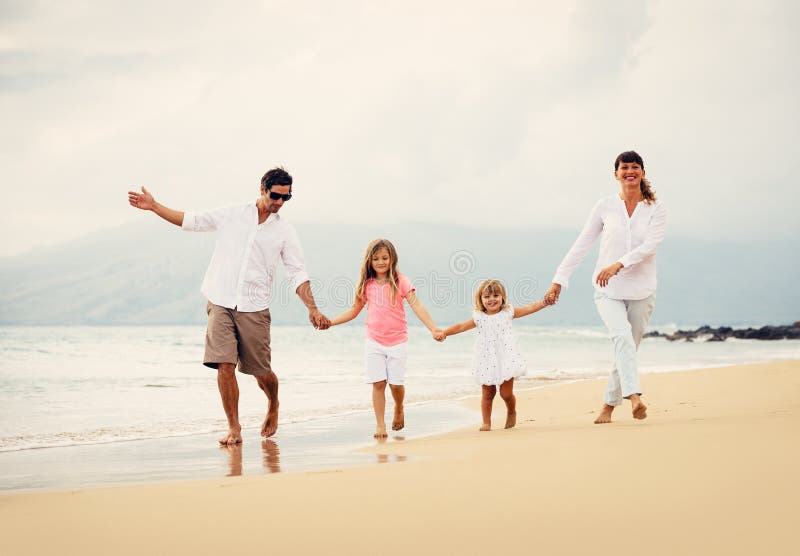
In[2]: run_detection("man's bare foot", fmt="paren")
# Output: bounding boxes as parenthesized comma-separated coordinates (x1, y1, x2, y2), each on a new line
(261, 403, 279, 438)
(593, 404, 615, 424)
(479, 423, 491, 431)
(392, 405, 405, 431)
(632, 400, 648, 420)
(374, 424, 388, 438)
(219, 428, 242, 445)
(504, 411, 517, 429)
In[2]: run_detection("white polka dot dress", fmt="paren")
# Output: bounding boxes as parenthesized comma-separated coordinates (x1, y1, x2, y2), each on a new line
(472, 305, 527, 386)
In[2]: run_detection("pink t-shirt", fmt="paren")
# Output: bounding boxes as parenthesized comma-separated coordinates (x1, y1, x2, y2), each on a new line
(364, 274, 415, 347)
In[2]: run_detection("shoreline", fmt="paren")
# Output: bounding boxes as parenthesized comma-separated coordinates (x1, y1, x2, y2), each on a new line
(4, 349, 793, 455)
(1, 360, 798, 555)
(2, 359, 799, 493)
(4, 324, 799, 456)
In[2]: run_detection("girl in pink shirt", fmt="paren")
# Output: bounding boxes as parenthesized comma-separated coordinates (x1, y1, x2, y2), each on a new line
(330, 238, 441, 438)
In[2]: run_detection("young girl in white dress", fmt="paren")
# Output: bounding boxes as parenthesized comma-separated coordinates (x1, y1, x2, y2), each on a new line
(439, 279, 549, 431)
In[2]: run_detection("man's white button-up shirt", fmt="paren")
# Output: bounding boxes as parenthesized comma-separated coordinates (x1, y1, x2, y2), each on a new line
(182, 202, 310, 312)
(552, 195, 667, 300)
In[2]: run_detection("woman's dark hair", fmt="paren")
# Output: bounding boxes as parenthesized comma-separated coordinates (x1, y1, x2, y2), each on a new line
(614, 151, 656, 204)
(261, 167, 293, 191)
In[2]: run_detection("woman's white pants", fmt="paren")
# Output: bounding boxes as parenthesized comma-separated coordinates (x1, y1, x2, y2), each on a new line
(594, 291, 656, 406)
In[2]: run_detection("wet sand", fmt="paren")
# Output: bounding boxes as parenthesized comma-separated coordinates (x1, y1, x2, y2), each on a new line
(0, 399, 475, 492)
(1, 361, 798, 555)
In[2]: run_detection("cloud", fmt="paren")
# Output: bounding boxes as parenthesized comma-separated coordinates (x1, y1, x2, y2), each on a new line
(0, 0, 798, 257)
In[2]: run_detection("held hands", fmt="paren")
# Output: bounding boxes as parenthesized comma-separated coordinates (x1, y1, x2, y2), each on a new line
(543, 283, 561, 305)
(309, 309, 331, 330)
(595, 262, 624, 288)
(128, 186, 155, 211)
(432, 328, 446, 342)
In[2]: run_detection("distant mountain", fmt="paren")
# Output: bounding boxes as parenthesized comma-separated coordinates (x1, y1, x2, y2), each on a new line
(0, 219, 797, 326)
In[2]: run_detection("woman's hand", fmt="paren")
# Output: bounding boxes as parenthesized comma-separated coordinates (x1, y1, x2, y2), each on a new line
(595, 262, 624, 287)
(544, 283, 562, 305)
(432, 329, 446, 342)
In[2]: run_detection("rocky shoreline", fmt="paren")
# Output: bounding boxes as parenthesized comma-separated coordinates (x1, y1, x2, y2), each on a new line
(645, 322, 800, 342)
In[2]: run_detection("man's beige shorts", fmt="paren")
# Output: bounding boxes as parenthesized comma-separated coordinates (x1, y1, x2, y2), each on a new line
(204, 302, 272, 376)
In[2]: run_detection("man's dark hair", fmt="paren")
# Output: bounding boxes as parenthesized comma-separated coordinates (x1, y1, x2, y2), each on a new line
(261, 167, 293, 191)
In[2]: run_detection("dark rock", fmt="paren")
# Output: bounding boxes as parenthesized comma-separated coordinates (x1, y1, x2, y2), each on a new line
(647, 323, 800, 342)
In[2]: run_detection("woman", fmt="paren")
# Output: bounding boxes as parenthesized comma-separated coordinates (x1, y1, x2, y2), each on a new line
(544, 151, 666, 423)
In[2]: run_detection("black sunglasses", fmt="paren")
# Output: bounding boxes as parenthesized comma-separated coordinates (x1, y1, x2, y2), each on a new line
(268, 191, 292, 202)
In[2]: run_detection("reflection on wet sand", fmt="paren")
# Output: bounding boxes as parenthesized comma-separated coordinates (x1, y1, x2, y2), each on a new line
(261, 439, 281, 473)
(220, 444, 243, 476)
(376, 454, 408, 464)
(219, 438, 406, 477)
(219, 439, 282, 476)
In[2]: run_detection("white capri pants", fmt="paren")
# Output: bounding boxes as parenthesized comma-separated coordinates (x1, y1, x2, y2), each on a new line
(365, 340, 408, 385)
(594, 291, 656, 406)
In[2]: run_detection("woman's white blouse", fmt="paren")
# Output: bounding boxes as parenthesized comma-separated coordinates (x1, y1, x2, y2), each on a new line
(552, 195, 667, 300)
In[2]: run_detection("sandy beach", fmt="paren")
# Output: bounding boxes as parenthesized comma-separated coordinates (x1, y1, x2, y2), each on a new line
(2, 360, 798, 555)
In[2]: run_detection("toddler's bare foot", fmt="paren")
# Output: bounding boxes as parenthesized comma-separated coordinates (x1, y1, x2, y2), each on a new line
(261, 402, 280, 438)
(392, 405, 405, 431)
(219, 427, 242, 445)
(504, 411, 517, 429)
(632, 399, 648, 420)
(374, 424, 388, 438)
(593, 404, 615, 424)
(479, 423, 491, 431)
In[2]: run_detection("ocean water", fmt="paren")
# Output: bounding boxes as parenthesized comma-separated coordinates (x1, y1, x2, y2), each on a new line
(2, 324, 799, 454)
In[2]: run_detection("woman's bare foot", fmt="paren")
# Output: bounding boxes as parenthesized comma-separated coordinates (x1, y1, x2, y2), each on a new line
(392, 405, 405, 431)
(593, 404, 615, 424)
(479, 423, 491, 431)
(374, 424, 388, 438)
(219, 427, 242, 445)
(504, 411, 517, 429)
(632, 398, 648, 420)
(261, 402, 279, 438)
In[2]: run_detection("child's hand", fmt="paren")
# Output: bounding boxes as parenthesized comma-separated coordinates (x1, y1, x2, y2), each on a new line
(544, 283, 561, 305)
(432, 329, 446, 342)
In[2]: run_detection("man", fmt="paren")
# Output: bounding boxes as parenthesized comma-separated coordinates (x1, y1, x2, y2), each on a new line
(128, 167, 330, 445)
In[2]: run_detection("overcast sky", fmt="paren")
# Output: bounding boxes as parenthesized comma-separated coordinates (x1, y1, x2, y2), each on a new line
(1, 0, 798, 257)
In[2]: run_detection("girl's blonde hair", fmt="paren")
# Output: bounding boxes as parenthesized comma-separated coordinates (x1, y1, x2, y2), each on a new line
(474, 279, 509, 313)
(356, 239, 401, 305)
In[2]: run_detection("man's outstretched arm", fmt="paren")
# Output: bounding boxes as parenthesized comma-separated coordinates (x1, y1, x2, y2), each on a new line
(128, 186, 184, 227)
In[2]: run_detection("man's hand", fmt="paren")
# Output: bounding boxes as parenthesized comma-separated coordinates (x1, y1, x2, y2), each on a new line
(128, 186, 155, 211)
(309, 309, 331, 330)
(432, 328, 446, 342)
(595, 262, 623, 288)
(543, 283, 562, 305)
(127, 187, 184, 226)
